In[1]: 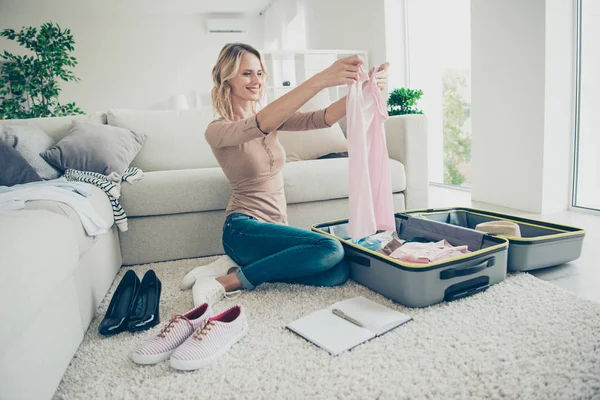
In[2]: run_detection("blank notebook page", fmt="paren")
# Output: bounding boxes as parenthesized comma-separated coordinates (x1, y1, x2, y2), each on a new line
(287, 309, 374, 356)
(331, 296, 411, 335)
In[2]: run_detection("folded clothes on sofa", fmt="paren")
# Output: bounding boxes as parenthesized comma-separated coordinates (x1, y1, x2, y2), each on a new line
(2, 176, 92, 196)
(0, 184, 110, 236)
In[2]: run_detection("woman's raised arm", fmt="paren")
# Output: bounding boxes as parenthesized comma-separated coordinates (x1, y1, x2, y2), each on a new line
(255, 55, 364, 134)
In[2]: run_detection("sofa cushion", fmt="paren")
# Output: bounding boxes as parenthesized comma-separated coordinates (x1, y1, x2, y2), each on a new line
(107, 108, 219, 172)
(119, 158, 406, 217)
(120, 168, 231, 217)
(23, 185, 114, 255)
(283, 158, 406, 204)
(0, 112, 106, 142)
(277, 90, 348, 162)
(0, 209, 79, 351)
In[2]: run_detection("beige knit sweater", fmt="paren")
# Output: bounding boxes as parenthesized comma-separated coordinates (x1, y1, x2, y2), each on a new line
(205, 109, 330, 225)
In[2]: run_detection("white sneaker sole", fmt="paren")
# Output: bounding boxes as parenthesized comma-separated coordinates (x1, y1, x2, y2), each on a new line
(131, 349, 175, 365)
(169, 325, 249, 371)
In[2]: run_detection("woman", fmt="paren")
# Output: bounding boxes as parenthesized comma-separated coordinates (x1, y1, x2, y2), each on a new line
(191, 43, 390, 306)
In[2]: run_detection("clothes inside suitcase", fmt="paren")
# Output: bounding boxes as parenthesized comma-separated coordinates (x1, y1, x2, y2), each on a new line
(399, 208, 585, 272)
(312, 213, 509, 308)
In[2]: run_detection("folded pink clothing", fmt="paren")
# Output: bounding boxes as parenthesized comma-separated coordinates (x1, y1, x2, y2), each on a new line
(388, 240, 470, 264)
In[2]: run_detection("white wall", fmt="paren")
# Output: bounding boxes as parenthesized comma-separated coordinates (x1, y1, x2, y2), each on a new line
(471, 0, 573, 214)
(404, 0, 444, 184)
(471, 0, 546, 213)
(542, 0, 575, 213)
(262, 0, 306, 50)
(304, 0, 388, 71)
(0, 2, 263, 113)
(574, 0, 600, 209)
(384, 0, 409, 91)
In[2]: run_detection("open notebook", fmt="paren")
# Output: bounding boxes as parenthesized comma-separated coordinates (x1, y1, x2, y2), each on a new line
(286, 296, 412, 356)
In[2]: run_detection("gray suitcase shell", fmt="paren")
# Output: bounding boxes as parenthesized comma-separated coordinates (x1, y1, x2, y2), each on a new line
(312, 213, 509, 308)
(399, 207, 585, 272)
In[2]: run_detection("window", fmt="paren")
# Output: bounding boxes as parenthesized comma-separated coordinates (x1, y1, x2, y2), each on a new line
(405, 0, 472, 188)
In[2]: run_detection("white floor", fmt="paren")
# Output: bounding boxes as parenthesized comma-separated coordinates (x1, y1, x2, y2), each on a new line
(428, 185, 600, 304)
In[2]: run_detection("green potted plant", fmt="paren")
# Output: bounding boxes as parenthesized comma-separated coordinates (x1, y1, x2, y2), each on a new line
(0, 22, 84, 119)
(387, 88, 423, 116)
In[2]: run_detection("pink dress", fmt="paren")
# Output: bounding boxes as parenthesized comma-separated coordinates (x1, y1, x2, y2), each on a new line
(346, 67, 396, 241)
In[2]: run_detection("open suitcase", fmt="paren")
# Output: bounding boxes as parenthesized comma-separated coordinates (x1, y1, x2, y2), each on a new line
(312, 213, 509, 308)
(398, 207, 586, 272)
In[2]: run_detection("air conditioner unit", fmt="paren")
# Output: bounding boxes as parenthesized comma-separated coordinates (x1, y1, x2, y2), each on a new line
(206, 18, 248, 34)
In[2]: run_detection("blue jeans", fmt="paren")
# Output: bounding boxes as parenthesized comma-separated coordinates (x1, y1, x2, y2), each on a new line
(222, 213, 350, 290)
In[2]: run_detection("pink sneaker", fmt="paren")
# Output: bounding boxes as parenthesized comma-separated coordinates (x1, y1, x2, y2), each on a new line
(131, 303, 212, 365)
(170, 305, 249, 371)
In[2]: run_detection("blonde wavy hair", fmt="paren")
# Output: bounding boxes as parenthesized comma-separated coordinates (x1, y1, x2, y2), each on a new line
(211, 43, 268, 121)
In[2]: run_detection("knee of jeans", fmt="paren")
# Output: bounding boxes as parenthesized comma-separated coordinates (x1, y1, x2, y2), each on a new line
(322, 262, 350, 287)
(317, 237, 345, 266)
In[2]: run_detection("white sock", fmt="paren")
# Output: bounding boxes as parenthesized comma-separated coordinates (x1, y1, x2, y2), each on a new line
(122, 167, 145, 184)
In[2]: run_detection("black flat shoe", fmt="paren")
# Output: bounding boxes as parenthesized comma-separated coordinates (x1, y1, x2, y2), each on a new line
(127, 269, 162, 332)
(98, 269, 140, 336)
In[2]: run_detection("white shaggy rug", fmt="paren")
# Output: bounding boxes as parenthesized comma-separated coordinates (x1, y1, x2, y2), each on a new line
(54, 256, 600, 400)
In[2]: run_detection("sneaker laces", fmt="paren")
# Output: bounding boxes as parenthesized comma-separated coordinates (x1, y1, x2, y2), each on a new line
(204, 280, 242, 303)
(196, 278, 243, 304)
(192, 320, 216, 341)
(158, 314, 193, 338)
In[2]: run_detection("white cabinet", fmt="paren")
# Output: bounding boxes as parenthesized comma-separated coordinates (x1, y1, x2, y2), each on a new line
(261, 49, 369, 104)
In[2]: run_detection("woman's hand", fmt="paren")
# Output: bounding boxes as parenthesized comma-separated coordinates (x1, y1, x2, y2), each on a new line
(370, 62, 390, 91)
(311, 55, 365, 90)
(322, 60, 391, 126)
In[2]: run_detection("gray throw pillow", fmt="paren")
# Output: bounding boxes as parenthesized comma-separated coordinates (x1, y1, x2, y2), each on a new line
(41, 121, 147, 175)
(1, 124, 61, 180)
(0, 140, 42, 186)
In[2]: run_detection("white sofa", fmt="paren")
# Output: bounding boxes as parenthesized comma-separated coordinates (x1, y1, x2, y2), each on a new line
(0, 108, 428, 400)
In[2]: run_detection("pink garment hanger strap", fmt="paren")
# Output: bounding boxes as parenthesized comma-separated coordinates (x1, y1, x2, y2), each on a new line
(364, 66, 389, 120)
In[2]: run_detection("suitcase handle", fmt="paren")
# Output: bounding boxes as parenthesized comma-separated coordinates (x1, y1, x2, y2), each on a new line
(439, 257, 495, 280)
(444, 276, 489, 301)
(345, 254, 371, 267)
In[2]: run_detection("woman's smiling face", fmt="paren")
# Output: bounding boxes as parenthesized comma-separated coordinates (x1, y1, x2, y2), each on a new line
(228, 52, 264, 103)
